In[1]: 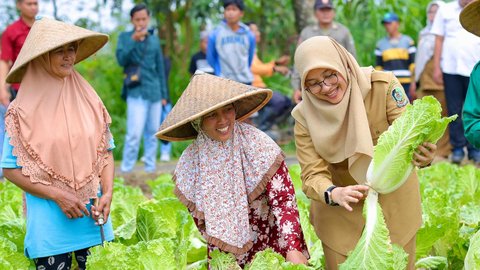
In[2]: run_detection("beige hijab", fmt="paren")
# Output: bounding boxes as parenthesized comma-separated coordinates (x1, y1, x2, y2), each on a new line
(292, 36, 373, 183)
(5, 53, 112, 203)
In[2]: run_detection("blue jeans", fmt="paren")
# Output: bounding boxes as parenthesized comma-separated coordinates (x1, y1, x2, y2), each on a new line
(443, 73, 478, 154)
(160, 103, 172, 155)
(121, 96, 161, 173)
(0, 104, 6, 177)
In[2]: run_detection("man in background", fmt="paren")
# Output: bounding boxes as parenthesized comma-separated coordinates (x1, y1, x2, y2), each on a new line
(207, 0, 255, 84)
(116, 4, 168, 173)
(375, 12, 416, 101)
(189, 31, 214, 75)
(431, 0, 480, 164)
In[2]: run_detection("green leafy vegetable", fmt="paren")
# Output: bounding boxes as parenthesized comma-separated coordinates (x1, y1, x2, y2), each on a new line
(464, 229, 480, 270)
(342, 97, 455, 269)
(415, 256, 448, 269)
(209, 249, 241, 270)
(367, 96, 457, 194)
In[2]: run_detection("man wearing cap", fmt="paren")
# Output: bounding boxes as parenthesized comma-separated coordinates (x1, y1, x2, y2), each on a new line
(207, 0, 255, 84)
(0, 0, 39, 179)
(431, 0, 480, 164)
(461, 0, 480, 156)
(291, 0, 356, 104)
(375, 12, 416, 101)
(188, 30, 214, 75)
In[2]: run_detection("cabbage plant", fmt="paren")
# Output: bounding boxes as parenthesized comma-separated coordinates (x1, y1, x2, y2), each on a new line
(340, 96, 457, 269)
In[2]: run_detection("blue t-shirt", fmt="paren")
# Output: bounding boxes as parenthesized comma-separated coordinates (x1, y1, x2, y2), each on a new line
(1, 135, 115, 259)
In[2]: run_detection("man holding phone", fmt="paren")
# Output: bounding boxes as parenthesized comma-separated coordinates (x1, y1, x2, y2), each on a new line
(116, 3, 168, 174)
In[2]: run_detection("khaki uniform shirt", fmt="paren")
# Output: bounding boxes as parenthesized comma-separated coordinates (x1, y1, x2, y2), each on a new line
(294, 70, 422, 255)
(419, 59, 443, 91)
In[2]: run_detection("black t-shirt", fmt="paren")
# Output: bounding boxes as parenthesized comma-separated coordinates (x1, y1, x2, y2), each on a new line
(188, 51, 214, 75)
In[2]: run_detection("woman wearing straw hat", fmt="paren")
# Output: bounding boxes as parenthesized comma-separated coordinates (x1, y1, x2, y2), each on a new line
(156, 73, 309, 267)
(1, 18, 114, 269)
(292, 36, 437, 270)
(460, 0, 480, 152)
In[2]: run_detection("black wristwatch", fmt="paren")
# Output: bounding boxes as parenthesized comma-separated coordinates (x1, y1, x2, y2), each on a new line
(324, 185, 339, 206)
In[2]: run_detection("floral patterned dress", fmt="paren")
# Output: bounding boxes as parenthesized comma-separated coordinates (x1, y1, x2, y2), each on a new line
(192, 161, 309, 266)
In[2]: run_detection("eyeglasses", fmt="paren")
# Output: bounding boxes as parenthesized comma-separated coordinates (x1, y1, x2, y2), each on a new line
(304, 72, 338, 94)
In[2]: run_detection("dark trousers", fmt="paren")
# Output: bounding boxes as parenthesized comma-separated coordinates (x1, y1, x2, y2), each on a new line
(443, 73, 478, 154)
(34, 247, 90, 270)
(402, 83, 411, 102)
(255, 92, 292, 131)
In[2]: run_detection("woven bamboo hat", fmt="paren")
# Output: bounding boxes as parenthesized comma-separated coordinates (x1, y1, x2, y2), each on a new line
(460, 0, 480, 37)
(6, 17, 109, 83)
(156, 73, 272, 141)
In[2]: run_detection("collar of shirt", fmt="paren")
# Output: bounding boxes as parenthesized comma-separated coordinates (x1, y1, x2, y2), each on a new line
(313, 22, 339, 31)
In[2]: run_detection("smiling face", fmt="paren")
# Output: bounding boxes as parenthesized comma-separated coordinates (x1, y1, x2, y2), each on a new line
(48, 42, 77, 78)
(304, 68, 347, 104)
(200, 104, 236, 142)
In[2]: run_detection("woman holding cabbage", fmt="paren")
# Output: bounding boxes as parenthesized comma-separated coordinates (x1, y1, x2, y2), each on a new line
(292, 36, 437, 270)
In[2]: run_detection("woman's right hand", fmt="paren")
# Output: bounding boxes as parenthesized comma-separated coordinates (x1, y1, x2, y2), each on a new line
(54, 190, 89, 219)
(331, 185, 369, 212)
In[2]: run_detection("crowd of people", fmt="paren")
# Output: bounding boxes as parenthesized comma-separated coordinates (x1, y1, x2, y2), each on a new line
(1, 0, 479, 269)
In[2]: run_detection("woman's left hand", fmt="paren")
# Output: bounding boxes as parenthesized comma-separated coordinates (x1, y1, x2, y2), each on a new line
(413, 142, 437, 168)
(286, 250, 308, 265)
(91, 193, 112, 225)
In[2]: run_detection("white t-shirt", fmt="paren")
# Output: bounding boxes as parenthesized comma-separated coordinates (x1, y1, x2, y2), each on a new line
(431, 0, 480, 76)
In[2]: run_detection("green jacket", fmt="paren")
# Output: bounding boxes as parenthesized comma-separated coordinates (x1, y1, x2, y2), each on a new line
(463, 61, 480, 148)
(116, 30, 168, 102)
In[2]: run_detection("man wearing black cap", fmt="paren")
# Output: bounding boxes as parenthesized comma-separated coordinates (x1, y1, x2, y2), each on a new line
(291, 0, 356, 103)
(207, 0, 255, 85)
(298, 0, 356, 56)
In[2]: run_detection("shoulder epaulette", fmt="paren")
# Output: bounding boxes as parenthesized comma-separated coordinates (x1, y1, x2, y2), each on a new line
(371, 71, 392, 83)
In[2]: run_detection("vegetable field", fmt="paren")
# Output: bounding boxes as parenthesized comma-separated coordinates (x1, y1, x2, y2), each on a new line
(0, 162, 479, 269)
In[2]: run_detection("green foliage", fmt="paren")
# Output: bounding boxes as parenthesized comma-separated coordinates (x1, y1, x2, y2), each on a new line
(415, 256, 448, 270)
(0, 237, 31, 270)
(416, 163, 480, 269)
(110, 178, 146, 244)
(209, 250, 242, 270)
(147, 173, 176, 199)
(464, 229, 480, 270)
(0, 181, 31, 269)
(368, 96, 456, 194)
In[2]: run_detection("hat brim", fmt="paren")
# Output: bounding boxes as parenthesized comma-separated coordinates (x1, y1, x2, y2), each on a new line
(6, 18, 108, 83)
(460, 0, 480, 37)
(156, 89, 272, 142)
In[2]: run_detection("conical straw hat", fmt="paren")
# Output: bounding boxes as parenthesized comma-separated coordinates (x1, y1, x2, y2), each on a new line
(6, 17, 109, 83)
(156, 73, 272, 141)
(460, 0, 480, 37)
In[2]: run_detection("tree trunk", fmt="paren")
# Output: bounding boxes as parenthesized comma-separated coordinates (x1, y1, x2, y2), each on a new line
(292, 0, 316, 34)
(52, 0, 59, 20)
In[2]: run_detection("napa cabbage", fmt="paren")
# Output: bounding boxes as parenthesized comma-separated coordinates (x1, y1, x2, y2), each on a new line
(340, 96, 456, 269)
